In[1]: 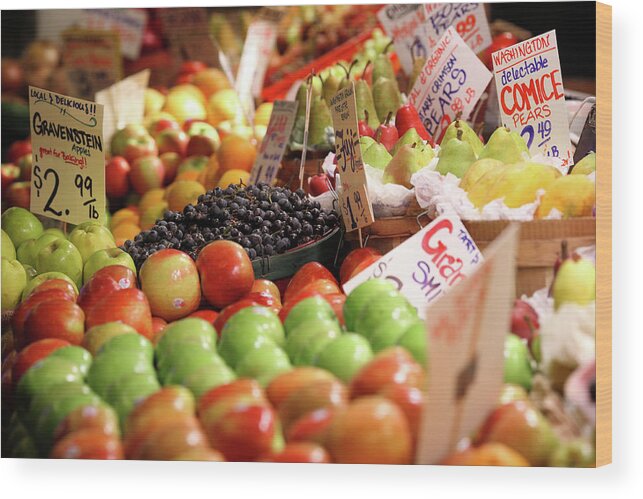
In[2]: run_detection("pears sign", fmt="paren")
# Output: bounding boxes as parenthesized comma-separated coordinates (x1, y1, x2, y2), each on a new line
(408, 26, 492, 142)
(423, 3, 492, 54)
(377, 4, 429, 75)
(329, 84, 375, 233)
(492, 30, 574, 167)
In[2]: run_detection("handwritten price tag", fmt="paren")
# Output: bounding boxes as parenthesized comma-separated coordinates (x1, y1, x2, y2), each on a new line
(423, 3, 492, 54)
(329, 84, 374, 232)
(249, 100, 298, 185)
(408, 26, 492, 142)
(81, 9, 147, 60)
(158, 8, 219, 67)
(28, 87, 105, 225)
(343, 214, 483, 318)
(416, 223, 519, 464)
(492, 30, 574, 168)
(62, 29, 122, 101)
(377, 4, 429, 75)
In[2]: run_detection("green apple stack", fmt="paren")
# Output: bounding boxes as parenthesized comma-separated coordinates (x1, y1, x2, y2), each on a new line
(219, 307, 291, 387)
(87, 332, 160, 427)
(4, 412, 38, 458)
(14, 345, 105, 456)
(156, 318, 236, 397)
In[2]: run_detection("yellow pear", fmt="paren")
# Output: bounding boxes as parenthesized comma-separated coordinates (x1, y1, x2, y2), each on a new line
(208, 89, 246, 126)
(536, 175, 595, 219)
(460, 158, 505, 192)
(487, 162, 561, 208)
(466, 166, 508, 208)
(254, 103, 274, 127)
(144, 88, 165, 116)
(570, 152, 596, 175)
(163, 85, 207, 124)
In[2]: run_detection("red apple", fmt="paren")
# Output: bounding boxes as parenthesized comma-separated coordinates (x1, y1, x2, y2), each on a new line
(198, 379, 267, 417)
(51, 428, 124, 459)
(442, 442, 530, 466)
(286, 407, 335, 445)
(23, 299, 85, 345)
(345, 254, 381, 282)
(16, 154, 32, 181)
(55, 404, 120, 441)
(12, 338, 71, 383)
(283, 262, 338, 304)
(104, 156, 130, 199)
(130, 155, 165, 195)
(378, 383, 423, 442)
(151, 317, 167, 337)
(308, 173, 331, 196)
(6, 181, 30, 209)
(510, 299, 540, 344)
(111, 124, 158, 164)
(260, 442, 330, 463)
(25, 278, 78, 302)
(148, 117, 180, 138)
(266, 367, 336, 409)
(340, 247, 381, 284)
(160, 151, 182, 185)
(155, 128, 189, 156)
(1, 163, 20, 193)
(78, 265, 137, 316)
(350, 347, 425, 398)
(140, 249, 201, 321)
(326, 395, 412, 464)
(86, 287, 153, 340)
(185, 121, 220, 157)
(278, 378, 348, 431)
(213, 298, 261, 335)
(179, 60, 207, 76)
(188, 309, 219, 325)
(8, 139, 32, 164)
(251, 279, 281, 302)
(196, 241, 254, 309)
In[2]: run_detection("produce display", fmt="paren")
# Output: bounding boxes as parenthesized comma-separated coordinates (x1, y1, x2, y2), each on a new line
(1, 3, 600, 468)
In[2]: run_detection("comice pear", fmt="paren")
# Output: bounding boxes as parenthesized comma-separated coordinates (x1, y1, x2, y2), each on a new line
(436, 129, 477, 178)
(479, 126, 529, 164)
(441, 119, 484, 157)
(383, 144, 433, 188)
(536, 175, 595, 219)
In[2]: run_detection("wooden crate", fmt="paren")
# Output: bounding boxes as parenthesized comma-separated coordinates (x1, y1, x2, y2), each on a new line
(346, 216, 596, 297)
(276, 152, 330, 192)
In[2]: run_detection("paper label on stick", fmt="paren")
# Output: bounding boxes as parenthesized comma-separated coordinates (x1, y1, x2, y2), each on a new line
(409, 26, 492, 142)
(81, 9, 147, 60)
(377, 4, 429, 75)
(249, 100, 298, 186)
(95, 70, 150, 145)
(62, 29, 123, 101)
(423, 3, 492, 54)
(158, 8, 219, 67)
(343, 214, 483, 318)
(329, 84, 374, 232)
(492, 30, 574, 167)
(416, 223, 519, 464)
(28, 87, 106, 225)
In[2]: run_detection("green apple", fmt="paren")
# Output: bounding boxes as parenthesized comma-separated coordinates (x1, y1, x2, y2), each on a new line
(222, 306, 285, 347)
(1, 206, 43, 247)
(236, 343, 292, 387)
(83, 247, 137, 285)
(163, 352, 227, 385)
(2, 229, 16, 260)
(35, 238, 84, 287)
(97, 332, 154, 362)
(353, 294, 416, 339)
(552, 257, 596, 309)
(43, 227, 67, 239)
(27, 380, 92, 427)
(284, 296, 338, 334)
(182, 362, 237, 398)
(21, 271, 79, 300)
(83, 322, 139, 356)
(343, 279, 400, 332)
(397, 321, 428, 368)
(1, 257, 27, 313)
(504, 334, 533, 391)
(315, 333, 373, 383)
(87, 349, 154, 397)
(16, 356, 83, 404)
(155, 318, 217, 357)
(369, 314, 419, 352)
(286, 318, 341, 366)
(108, 372, 161, 426)
(156, 342, 212, 379)
(49, 346, 93, 377)
(218, 327, 277, 368)
(68, 221, 116, 264)
(21, 263, 38, 281)
(17, 232, 65, 267)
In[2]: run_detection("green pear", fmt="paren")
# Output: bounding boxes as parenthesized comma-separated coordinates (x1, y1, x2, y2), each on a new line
(322, 73, 342, 106)
(552, 257, 596, 309)
(355, 79, 380, 129)
(308, 96, 333, 150)
(362, 141, 392, 170)
(383, 144, 430, 188)
(441, 119, 484, 157)
(372, 50, 396, 85)
(391, 128, 425, 156)
(407, 56, 426, 93)
(372, 77, 402, 123)
(479, 126, 529, 164)
(571, 152, 596, 175)
(359, 136, 377, 153)
(436, 129, 477, 178)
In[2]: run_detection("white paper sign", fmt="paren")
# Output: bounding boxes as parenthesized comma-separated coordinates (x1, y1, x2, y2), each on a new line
(423, 3, 492, 54)
(81, 9, 147, 60)
(342, 215, 483, 318)
(416, 223, 519, 464)
(409, 27, 492, 142)
(492, 30, 574, 168)
(377, 4, 430, 75)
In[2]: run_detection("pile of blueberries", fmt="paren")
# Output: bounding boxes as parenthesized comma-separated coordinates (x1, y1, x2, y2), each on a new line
(122, 183, 340, 269)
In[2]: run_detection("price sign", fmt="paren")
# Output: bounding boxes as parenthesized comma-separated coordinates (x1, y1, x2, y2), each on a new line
(81, 9, 147, 60)
(249, 100, 298, 185)
(158, 8, 219, 67)
(416, 223, 519, 464)
(62, 29, 122, 101)
(377, 4, 429, 75)
(343, 214, 483, 318)
(408, 26, 492, 142)
(492, 30, 574, 168)
(329, 84, 374, 233)
(423, 3, 492, 54)
(28, 87, 105, 225)
(96, 70, 150, 145)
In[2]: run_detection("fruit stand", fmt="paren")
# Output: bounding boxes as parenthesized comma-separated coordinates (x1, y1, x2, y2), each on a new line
(1, 4, 601, 467)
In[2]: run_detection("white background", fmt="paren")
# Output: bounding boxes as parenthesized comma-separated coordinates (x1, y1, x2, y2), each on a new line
(2, 0, 641, 497)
